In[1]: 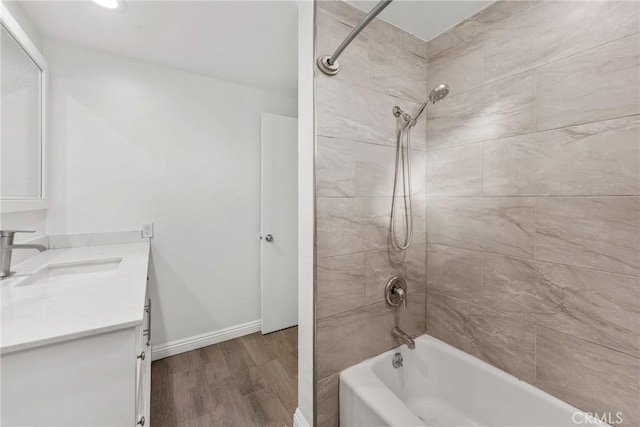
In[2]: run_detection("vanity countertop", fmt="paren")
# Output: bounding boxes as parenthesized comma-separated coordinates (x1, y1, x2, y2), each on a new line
(0, 242, 150, 355)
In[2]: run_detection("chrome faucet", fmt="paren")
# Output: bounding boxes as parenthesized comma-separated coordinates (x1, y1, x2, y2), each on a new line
(392, 327, 415, 350)
(385, 276, 416, 350)
(1, 230, 47, 279)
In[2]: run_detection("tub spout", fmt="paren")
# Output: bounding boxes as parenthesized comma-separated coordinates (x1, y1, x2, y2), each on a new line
(392, 326, 415, 350)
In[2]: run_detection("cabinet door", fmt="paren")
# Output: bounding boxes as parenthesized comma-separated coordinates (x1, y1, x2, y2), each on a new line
(135, 297, 151, 426)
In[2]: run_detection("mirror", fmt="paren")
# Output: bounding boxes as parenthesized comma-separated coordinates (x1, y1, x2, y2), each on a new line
(0, 6, 47, 212)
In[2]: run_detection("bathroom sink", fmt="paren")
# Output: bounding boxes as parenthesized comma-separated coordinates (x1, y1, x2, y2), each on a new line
(16, 258, 122, 287)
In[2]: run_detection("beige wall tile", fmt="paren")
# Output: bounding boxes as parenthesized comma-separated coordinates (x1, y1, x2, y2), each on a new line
(483, 116, 640, 196)
(317, 253, 366, 319)
(427, 292, 536, 382)
(536, 197, 640, 276)
(316, 0, 365, 29)
(316, 77, 428, 150)
(315, 9, 369, 88)
(316, 77, 397, 146)
(427, 244, 483, 303)
(426, 1, 538, 59)
(536, 327, 640, 427)
(316, 197, 390, 258)
(427, 197, 536, 258)
(536, 34, 640, 131)
(317, 373, 340, 427)
(484, 1, 640, 81)
(365, 243, 426, 304)
(484, 255, 640, 357)
(316, 301, 395, 378)
(400, 290, 427, 338)
(426, 143, 482, 196)
(427, 35, 483, 97)
(426, 71, 536, 150)
(369, 37, 427, 102)
(317, 137, 426, 198)
(402, 32, 427, 59)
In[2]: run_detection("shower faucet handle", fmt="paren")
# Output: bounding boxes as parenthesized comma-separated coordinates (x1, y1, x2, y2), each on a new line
(385, 276, 408, 309)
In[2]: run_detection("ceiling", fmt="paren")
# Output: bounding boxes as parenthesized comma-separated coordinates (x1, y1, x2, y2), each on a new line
(18, 1, 299, 97)
(17, 1, 491, 98)
(350, 0, 492, 42)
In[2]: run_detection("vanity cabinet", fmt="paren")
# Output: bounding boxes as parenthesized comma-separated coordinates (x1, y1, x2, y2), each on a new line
(0, 293, 152, 426)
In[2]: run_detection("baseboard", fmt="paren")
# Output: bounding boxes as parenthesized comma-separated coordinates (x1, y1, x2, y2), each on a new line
(151, 319, 262, 361)
(293, 408, 311, 427)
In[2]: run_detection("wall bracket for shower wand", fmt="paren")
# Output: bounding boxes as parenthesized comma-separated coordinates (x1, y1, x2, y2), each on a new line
(392, 106, 411, 123)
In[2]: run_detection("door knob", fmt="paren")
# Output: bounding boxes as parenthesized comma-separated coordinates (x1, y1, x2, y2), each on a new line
(264, 234, 274, 243)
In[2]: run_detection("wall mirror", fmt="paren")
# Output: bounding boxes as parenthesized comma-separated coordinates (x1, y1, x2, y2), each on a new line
(0, 6, 47, 213)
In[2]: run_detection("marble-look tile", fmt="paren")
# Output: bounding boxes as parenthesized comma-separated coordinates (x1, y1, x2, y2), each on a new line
(484, 1, 640, 81)
(426, 1, 538, 59)
(484, 255, 640, 356)
(427, 244, 483, 303)
(317, 373, 340, 427)
(536, 197, 640, 276)
(317, 290, 425, 379)
(483, 116, 640, 196)
(369, 37, 427, 102)
(316, 78, 394, 146)
(364, 243, 426, 304)
(402, 32, 427, 59)
(317, 253, 366, 319)
(426, 292, 536, 382)
(48, 231, 144, 249)
(400, 290, 426, 338)
(427, 36, 483, 98)
(316, 197, 390, 258)
(316, 301, 395, 378)
(316, 137, 356, 198)
(427, 197, 536, 258)
(316, 78, 427, 150)
(316, 0, 365, 29)
(536, 34, 640, 131)
(315, 9, 369, 88)
(426, 71, 536, 150)
(426, 143, 482, 196)
(317, 137, 426, 198)
(536, 327, 640, 427)
(361, 14, 403, 47)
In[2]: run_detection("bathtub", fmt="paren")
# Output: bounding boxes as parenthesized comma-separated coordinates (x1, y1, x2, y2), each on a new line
(340, 335, 610, 427)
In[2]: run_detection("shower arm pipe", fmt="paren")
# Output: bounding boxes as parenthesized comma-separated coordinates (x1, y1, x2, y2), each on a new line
(317, 0, 393, 76)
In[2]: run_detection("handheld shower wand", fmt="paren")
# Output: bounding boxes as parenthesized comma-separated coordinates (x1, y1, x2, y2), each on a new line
(390, 84, 450, 251)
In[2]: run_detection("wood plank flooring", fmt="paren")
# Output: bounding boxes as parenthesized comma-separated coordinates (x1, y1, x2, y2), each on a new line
(151, 327, 298, 427)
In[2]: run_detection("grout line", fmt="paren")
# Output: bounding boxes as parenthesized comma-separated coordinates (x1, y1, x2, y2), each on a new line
(423, 195, 640, 199)
(427, 242, 640, 279)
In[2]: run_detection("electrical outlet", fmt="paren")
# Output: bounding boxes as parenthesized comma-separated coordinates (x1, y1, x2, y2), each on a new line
(141, 223, 154, 238)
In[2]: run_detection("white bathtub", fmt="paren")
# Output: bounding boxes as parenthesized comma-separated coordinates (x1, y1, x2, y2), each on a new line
(340, 335, 610, 427)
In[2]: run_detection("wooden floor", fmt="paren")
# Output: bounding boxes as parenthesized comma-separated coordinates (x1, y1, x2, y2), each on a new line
(151, 327, 298, 427)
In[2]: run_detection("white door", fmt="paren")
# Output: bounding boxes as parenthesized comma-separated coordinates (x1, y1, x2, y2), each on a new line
(261, 113, 298, 334)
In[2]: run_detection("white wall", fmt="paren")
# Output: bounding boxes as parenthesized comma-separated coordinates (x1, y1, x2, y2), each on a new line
(0, 1, 47, 256)
(296, 2, 314, 425)
(2, 0, 43, 51)
(44, 40, 297, 346)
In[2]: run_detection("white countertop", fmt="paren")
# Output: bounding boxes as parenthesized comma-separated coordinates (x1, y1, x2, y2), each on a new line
(0, 242, 150, 355)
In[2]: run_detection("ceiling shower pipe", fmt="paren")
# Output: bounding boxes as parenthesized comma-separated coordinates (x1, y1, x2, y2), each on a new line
(317, 0, 393, 76)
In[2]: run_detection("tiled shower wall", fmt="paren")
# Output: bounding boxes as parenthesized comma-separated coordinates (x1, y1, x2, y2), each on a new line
(314, 2, 428, 426)
(424, 1, 640, 425)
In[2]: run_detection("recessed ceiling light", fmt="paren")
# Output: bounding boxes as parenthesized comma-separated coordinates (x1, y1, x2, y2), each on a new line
(92, 0, 124, 10)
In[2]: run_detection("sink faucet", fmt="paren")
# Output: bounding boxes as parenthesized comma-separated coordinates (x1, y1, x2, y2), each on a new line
(1, 230, 47, 279)
(392, 326, 415, 350)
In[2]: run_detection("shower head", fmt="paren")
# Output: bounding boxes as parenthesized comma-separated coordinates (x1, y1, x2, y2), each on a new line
(429, 84, 450, 103)
(404, 83, 450, 127)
